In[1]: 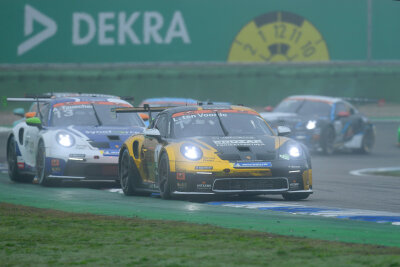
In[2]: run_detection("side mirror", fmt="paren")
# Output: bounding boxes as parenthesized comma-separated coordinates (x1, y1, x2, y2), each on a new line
(13, 108, 25, 117)
(25, 112, 37, 118)
(336, 111, 350, 118)
(264, 106, 274, 112)
(144, 128, 161, 140)
(139, 113, 149, 121)
(277, 126, 291, 136)
(26, 117, 42, 129)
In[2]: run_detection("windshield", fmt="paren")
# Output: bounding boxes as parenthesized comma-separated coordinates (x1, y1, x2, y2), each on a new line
(172, 110, 273, 138)
(274, 99, 332, 117)
(50, 102, 145, 127)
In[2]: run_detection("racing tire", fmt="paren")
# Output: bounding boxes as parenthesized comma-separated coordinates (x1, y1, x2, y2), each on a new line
(158, 153, 172, 200)
(321, 126, 335, 155)
(7, 136, 34, 183)
(282, 193, 310, 201)
(358, 129, 375, 154)
(119, 149, 140, 196)
(36, 140, 56, 186)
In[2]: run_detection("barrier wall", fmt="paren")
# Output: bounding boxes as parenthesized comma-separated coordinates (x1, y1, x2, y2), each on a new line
(1, 63, 400, 110)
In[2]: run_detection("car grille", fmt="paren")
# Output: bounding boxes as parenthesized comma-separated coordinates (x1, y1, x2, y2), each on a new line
(213, 178, 288, 192)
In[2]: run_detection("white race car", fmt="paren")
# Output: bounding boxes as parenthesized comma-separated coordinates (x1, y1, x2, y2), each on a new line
(6, 95, 145, 185)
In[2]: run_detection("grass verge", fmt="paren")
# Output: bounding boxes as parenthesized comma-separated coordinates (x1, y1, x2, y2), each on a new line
(1, 203, 400, 267)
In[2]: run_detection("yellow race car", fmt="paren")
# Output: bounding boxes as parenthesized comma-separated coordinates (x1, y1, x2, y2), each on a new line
(116, 104, 313, 200)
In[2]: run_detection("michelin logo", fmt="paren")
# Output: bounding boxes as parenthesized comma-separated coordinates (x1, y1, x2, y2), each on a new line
(213, 140, 264, 146)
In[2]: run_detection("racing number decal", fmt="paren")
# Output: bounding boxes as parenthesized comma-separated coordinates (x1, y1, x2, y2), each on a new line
(228, 11, 330, 62)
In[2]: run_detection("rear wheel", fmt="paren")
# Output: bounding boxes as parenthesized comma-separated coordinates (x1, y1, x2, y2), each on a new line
(7, 136, 34, 183)
(358, 129, 375, 154)
(119, 149, 140, 196)
(321, 127, 335, 155)
(282, 193, 310, 201)
(158, 153, 172, 200)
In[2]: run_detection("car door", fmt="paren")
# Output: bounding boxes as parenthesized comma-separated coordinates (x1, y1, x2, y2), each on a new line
(24, 103, 50, 167)
(143, 113, 169, 183)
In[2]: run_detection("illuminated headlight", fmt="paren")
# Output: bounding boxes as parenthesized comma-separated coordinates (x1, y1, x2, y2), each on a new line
(306, 120, 316, 130)
(288, 146, 301, 158)
(180, 144, 203, 160)
(56, 132, 75, 147)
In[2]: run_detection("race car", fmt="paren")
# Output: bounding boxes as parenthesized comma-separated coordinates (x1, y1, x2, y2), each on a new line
(6, 95, 145, 185)
(116, 104, 313, 200)
(261, 95, 376, 155)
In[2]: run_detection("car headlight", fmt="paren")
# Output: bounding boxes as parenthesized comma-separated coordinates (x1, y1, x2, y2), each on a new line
(180, 144, 203, 160)
(56, 132, 75, 147)
(288, 146, 301, 158)
(306, 120, 317, 130)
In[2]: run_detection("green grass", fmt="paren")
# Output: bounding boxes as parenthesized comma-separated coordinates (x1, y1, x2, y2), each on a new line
(1, 203, 400, 266)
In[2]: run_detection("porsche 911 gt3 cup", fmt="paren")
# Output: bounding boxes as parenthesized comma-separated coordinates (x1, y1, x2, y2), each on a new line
(116, 104, 313, 200)
(6, 95, 145, 185)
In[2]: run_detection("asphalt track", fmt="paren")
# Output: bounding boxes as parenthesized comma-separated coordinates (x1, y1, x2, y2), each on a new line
(0, 121, 399, 247)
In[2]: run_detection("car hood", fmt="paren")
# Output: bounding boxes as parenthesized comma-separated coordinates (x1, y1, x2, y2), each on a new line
(65, 125, 143, 152)
(190, 135, 278, 161)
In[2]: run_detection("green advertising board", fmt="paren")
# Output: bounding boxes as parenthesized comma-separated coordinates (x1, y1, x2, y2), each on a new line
(1, 0, 400, 64)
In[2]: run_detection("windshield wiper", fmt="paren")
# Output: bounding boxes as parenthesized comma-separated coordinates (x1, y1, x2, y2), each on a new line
(91, 104, 102, 126)
(216, 112, 229, 136)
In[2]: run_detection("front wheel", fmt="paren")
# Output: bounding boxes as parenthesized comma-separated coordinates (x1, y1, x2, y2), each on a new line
(7, 136, 34, 183)
(36, 140, 53, 186)
(282, 193, 310, 201)
(158, 153, 172, 200)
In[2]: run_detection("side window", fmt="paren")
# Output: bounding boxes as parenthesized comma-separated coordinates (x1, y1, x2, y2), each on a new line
(154, 115, 169, 137)
(40, 104, 50, 126)
(335, 102, 349, 115)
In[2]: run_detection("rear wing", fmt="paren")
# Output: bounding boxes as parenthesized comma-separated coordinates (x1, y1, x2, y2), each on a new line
(7, 97, 52, 120)
(342, 97, 381, 105)
(114, 104, 175, 122)
(7, 97, 52, 102)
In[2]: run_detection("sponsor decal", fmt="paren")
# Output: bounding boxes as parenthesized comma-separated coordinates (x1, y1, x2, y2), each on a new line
(202, 157, 215, 162)
(234, 162, 272, 168)
(103, 150, 119, 156)
(279, 154, 290, 160)
(213, 139, 264, 146)
(176, 172, 186, 181)
(51, 167, 61, 173)
(197, 182, 212, 190)
(177, 182, 187, 189)
(195, 166, 213, 170)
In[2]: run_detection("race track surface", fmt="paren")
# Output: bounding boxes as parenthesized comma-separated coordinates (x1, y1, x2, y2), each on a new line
(0, 122, 399, 246)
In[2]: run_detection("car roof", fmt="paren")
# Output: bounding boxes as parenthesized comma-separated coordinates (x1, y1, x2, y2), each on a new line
(159, 104, 258, 116)
(285, 95, 343, 104)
